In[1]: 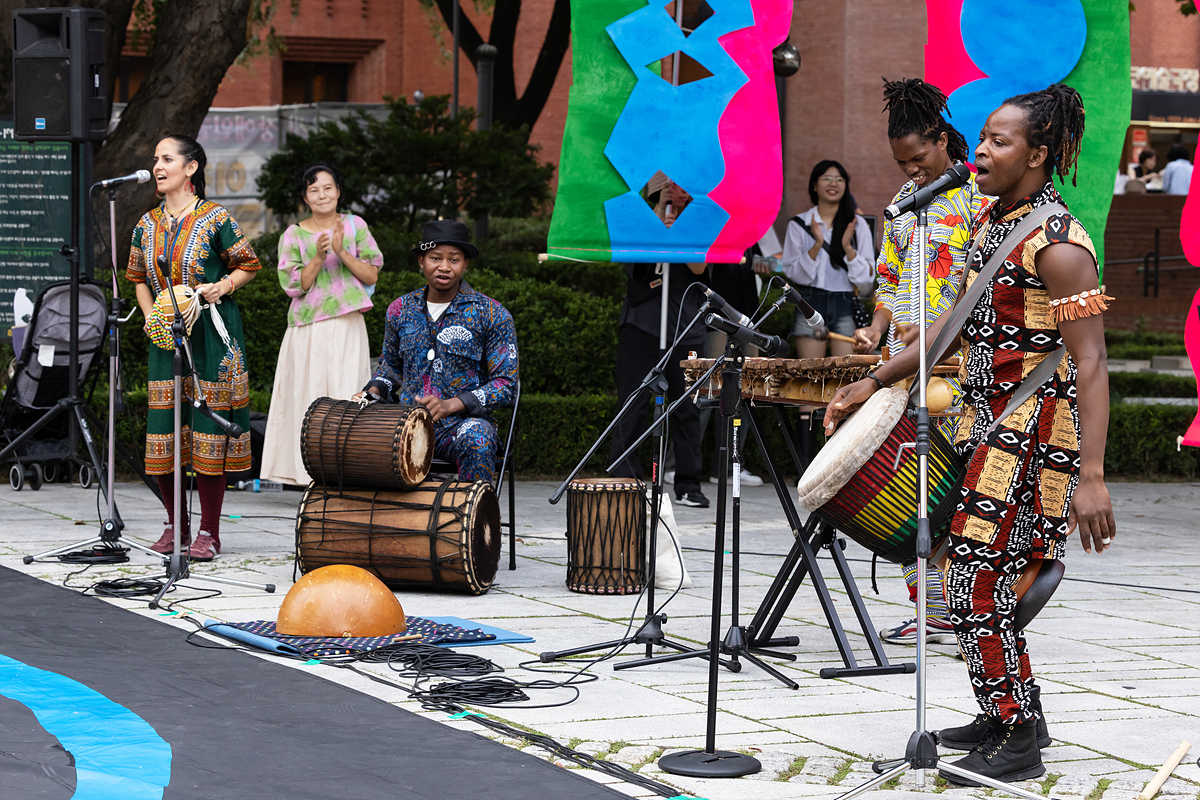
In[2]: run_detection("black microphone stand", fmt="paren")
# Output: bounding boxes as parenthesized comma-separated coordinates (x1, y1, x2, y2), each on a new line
(615, 322, 798, 689)
(655, 334, 761, 778)
(834, 209, 1048, 800)
(145, 253, 274, 608)
(540, 303, 719, 665)
(21, 180, 149, 562)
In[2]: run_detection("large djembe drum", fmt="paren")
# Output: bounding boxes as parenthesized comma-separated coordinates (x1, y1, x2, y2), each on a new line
(295, 478, 501, 595)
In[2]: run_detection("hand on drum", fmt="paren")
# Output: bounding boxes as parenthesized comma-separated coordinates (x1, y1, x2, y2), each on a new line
(416, 393, 465, 422)
(823, 379, 880, 434)
(1068, 477, 1116, 554)
(351, 389, 379, 404)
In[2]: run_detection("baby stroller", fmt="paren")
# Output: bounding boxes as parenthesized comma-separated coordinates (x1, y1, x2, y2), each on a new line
(0, 279, 107, 490)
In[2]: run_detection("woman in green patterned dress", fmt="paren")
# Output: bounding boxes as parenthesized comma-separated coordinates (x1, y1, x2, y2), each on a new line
(126, 134, 261, 561)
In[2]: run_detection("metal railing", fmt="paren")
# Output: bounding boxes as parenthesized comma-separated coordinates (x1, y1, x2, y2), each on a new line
(1104, 227, 1191, 297)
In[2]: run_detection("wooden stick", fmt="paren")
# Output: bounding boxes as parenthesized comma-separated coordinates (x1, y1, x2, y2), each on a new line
(824, 331, 857, 345)
(1138, 740, 1191, 800)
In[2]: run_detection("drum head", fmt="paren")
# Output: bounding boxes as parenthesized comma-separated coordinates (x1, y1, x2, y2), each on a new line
(796, 386, 908, 511)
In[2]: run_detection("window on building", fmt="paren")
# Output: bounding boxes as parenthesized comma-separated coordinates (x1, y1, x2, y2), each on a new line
(282, 61, 351, 104)
(115, 56, 151, 103)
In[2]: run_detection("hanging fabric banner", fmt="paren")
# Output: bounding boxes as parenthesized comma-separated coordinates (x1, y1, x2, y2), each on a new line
(924, 0, 1130, 274)
(546, 0, 791, 263)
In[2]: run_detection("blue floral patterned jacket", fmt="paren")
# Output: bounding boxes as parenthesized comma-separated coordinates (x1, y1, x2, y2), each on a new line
(368, 283, 518, 428)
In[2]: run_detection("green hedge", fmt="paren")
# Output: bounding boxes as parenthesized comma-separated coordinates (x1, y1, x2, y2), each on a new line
(1105, 328, 1187, 359)
(512, 395, 1200, 480)
(1108, 371, 1196, 400)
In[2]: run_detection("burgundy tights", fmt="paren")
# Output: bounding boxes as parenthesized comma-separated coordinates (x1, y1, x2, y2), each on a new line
(156, 473, 225, 546)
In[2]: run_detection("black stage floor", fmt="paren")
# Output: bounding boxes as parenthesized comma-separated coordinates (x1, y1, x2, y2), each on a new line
(0, 566, 630, 799)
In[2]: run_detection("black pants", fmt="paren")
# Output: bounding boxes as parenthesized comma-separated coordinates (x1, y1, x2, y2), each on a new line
(610, 325, 703, 494)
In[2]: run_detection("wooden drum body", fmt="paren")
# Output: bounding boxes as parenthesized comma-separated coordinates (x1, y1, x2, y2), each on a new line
(566, 478, 646, 594)
(296, 479, 501, 595)
(796, 386, 965, 563)
(301, 397, 433, 490)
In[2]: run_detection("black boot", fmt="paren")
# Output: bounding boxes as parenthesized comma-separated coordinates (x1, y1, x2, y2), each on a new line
(937, 686, 1051, 750)
(939, 720, 1045, 786)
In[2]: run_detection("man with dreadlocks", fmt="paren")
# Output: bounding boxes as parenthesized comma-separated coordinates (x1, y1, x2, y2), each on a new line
(825, 84, 1115, 784)
(862, 78, 990, 648)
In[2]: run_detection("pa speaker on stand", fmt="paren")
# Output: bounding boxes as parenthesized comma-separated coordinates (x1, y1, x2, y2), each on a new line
(12, 7, 107, 142)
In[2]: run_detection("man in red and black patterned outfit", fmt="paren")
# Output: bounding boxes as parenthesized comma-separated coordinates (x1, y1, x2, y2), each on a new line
(825, 85, 1116, 785)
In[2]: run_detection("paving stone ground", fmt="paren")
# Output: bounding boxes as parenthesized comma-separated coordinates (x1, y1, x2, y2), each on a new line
(2, 479, 1198, 799)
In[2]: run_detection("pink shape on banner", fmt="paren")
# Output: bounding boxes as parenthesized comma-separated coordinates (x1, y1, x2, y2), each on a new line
(924, 0, 988, 97)
(1183, 288, 1200, 447)
(1181, 143, 1200, 267)
(706, 0, 792, 263)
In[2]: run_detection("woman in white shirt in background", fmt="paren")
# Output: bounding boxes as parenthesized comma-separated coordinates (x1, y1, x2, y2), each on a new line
(781, 159, 875, 358)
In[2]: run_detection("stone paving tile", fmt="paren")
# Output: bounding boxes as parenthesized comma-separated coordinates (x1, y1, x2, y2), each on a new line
(3, 480, 1200, 800)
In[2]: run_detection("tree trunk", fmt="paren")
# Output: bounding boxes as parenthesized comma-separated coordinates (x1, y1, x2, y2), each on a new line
(94, 0, 253, 274)
(430, 0, 571, 134)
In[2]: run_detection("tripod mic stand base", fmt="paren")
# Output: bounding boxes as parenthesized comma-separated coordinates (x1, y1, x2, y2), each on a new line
(659, 749, 761, 778)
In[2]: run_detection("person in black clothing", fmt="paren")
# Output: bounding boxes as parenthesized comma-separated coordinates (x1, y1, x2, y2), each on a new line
(610, 260, 710, 507)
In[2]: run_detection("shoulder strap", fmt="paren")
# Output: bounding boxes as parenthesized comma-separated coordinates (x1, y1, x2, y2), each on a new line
(985, 344, 1068, 434)
(915, 202, 1066, 386)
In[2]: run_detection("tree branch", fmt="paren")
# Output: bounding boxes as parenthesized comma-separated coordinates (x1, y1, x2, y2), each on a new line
(432, 0, 485, 66)
(514, 0, 569, 128)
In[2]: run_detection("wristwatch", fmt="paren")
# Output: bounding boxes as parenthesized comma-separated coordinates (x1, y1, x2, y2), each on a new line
(865, 369, 887, 391)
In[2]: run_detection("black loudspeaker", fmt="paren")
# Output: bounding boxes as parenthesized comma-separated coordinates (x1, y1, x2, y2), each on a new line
(12, 7, 107, 141)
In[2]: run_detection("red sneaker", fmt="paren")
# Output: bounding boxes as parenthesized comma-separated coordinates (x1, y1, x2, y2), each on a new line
(189, 532, 219, 562)
(150, 525, 190, 554)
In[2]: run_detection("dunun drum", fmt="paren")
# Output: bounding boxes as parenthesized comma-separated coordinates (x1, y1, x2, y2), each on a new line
(796, 386, 965, 563)
(296, 479, 501, 595)
(300, 397, 433, 490)
(566, 478, 646, 594)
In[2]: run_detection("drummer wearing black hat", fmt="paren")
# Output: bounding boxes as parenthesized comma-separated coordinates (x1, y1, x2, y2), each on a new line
(355, 219, 518, 484)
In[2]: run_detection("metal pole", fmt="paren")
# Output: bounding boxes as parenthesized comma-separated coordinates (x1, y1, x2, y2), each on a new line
(451, 0, 460, 119)
(475, 43, 497, 242)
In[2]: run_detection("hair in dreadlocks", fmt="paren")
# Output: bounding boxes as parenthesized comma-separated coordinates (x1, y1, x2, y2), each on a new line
(881, 77, 968, 163)
(1002, 84, 1086, 186)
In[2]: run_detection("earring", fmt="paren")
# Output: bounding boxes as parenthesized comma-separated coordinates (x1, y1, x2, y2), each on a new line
(187, 180, 195, 195)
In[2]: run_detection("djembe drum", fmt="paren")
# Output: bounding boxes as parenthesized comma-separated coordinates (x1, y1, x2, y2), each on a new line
(300, 397, 433, 490)
(565, 478, 646, 594)
(795, 385, 965, 563)
(295, 478, 501, 595)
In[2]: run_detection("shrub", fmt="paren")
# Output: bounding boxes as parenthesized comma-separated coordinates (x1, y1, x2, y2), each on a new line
(1108, 371, 1196, 401)
(256, 95, 553, 232)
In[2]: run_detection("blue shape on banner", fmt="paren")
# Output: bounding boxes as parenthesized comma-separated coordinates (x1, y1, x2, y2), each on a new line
(0, 653, 172, 799)
(602, 0, 753, 261)
(948, 0, 1086, 164)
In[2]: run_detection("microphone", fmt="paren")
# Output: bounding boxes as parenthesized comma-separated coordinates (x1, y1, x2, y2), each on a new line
(779, 284, 826, 334)
(884, 163, 971, 220)
(191, 399, 243, 437)
(94, 169, 152, 189)
(704, 313, 787, 356)
(703, 286, 752, 327)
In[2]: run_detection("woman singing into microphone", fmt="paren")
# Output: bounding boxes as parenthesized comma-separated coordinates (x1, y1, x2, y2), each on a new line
(126, 134, 261, 561)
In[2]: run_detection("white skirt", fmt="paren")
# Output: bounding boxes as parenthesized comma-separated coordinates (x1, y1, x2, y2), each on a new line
(259, 312, 371, 485)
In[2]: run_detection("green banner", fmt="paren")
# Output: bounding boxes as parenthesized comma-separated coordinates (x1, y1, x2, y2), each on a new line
(1058, 0, 1132, 278)
(545, 0, 646, 262)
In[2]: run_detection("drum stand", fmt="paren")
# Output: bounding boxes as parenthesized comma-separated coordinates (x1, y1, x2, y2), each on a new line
(144, 256, 274, 608)
(835, 209, 1048, 800)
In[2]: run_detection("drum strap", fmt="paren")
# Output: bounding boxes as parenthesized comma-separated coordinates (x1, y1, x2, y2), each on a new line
(427, 480, 452, 586)
(910, 203, 1069, 434)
